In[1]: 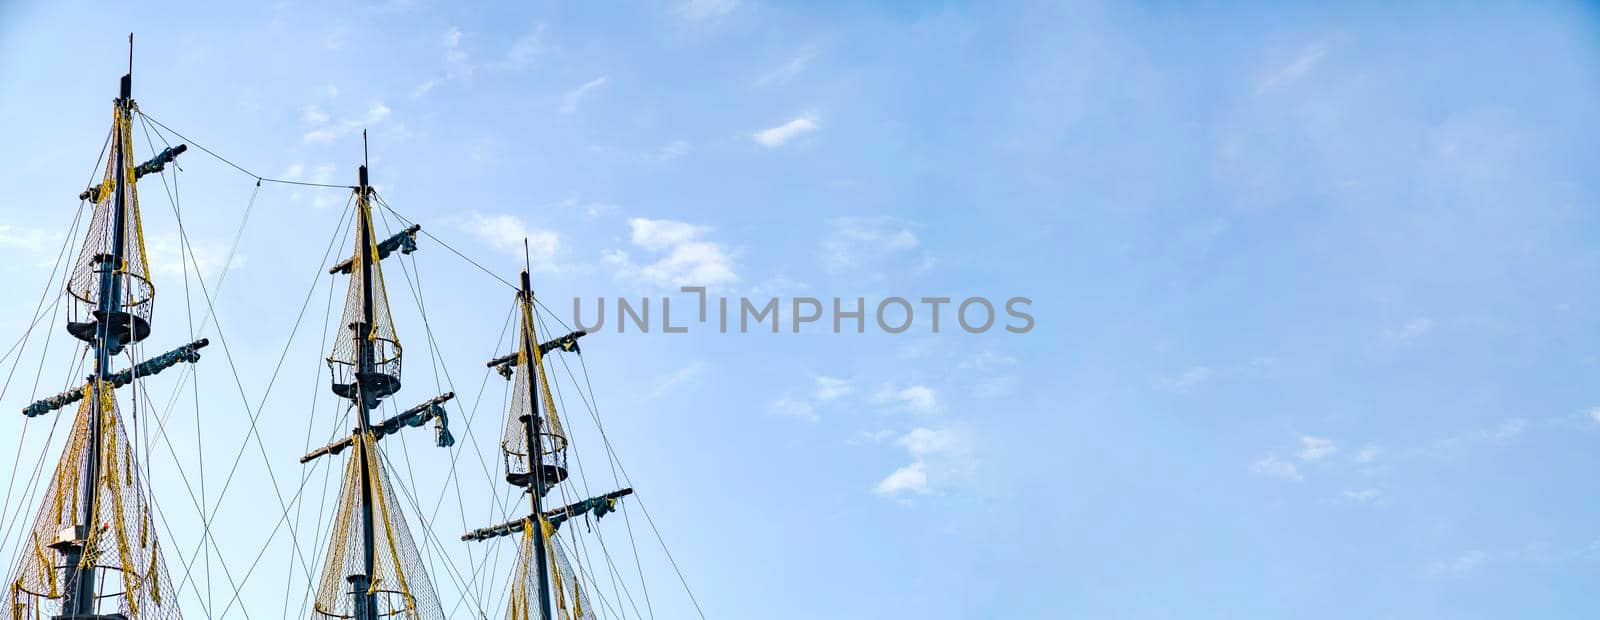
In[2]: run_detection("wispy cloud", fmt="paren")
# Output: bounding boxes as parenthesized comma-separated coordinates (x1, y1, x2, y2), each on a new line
(1425, 550, 1488, 578)
(1161, 366, 1212, 392)
(677, 0, 738, 22)
(561, 76, 610, 113)
(821, 216, 922, 275)
(771, 395, 816, 422)
(1343, 488, 1383, 505)
(1430, 417, 1527, 457)
(0, 225, 60, 256)
(1249, 453, 1303, 482)
(1297, 436, 1338, 462)
(461, 212, 561, 269)
(876, 462, 929, 496)
(653, 362, 705, 396)
(1255, 42, 1328, 95)
(1381, 317, 1434, 346)
(146, 233, 247, 278)
(814, 376, 850, 402)
(755, 49, 815, 87)
(605, 218, 736, 288)
(875, 427, 974, 497)
(495, 24, 547, 71)
(873, 384, 939, 414)
(302, 103, 392, 144)
(752, 114, 819, 148)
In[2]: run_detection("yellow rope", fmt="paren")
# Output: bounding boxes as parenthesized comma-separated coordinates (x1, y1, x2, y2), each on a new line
(361, 434, 415, 609)
(29, 534, 54, 599)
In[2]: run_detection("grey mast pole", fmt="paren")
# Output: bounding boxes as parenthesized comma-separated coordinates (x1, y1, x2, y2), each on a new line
(63, 35, 134, 617)
(347, 132, 380, 620)
(518, 269, 555, 620)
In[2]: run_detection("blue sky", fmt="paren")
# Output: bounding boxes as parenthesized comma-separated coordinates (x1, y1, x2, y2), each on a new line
(2, 0, 1600, 618)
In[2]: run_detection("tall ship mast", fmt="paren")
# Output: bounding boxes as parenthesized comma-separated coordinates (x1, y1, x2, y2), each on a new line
(460, 267, 629, 620)
(3, 37, 702, 620)
(7, 37, 200, 619)
(299, 137, 455, 620)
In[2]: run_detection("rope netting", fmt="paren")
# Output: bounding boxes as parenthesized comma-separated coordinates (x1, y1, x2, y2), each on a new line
(312, 435, 441, 620)
(327, 196, 402, 397)
(500, 302, 568, 479)
(504, 519, 595, 620)
(6, 385, 181, 619)
(67, 109, 154, 329)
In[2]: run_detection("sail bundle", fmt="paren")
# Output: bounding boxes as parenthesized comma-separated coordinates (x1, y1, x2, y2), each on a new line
(65, 108, 155, 353)
(326, 201, 403, 401)
(6, 392, 181, 619)
(499, 326, 570, 487)
(504, 519, 595, 620)
(311, 436, 443, 620)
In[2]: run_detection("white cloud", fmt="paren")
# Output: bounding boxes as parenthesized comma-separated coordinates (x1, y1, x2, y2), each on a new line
(301, 104, 329, 124)
(1353, 445, 1381, 464)
(1162, 366, 1212, 392)
(444, 26, 463, 48)
(411, 80, 437, 98)
(821, 216, 921, 274)
(1250, 453, 1302, 482)
(282, 163, 306, 180)
(851, 430, 896, 445)
(1382, 317, 1433, 346)
(752, 114, 819, 148)
(0, 225, 58, 255)
(496, 25, 546, 71)
(301, 103, 394, 144)
(607, 218, 736, 288)
(678, 0, 738, 22)
(814, 376, 850, 402)
(1343, 489, 1383, 504)
(1587, 407, 1600, 424)
(771, 396, 816, 422)
(560, 76, 610, 114)
(755, 49, 814, 87)
(302, 129, 338, 143)
(896, 428, 960, 458)
(1297, 436, 1338, 462)
(874, 384, 938, 414)
(1255, 42, 1328, 95)
(875, 427, 974, 497)
(145, 233, 246, 277)
(629, 218, 706, 251)
(1429, 417, 1529, 458)
(310, 164, 336, 185)
(1426, 550, 1488, 578)
(462, 212, 560, 268)
(960, 349, 1017, 371)
(875, 462, 928, 496)
(653, 362, 704, 396)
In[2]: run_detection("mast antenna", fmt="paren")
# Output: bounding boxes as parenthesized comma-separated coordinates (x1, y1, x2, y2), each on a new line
(127, 33, 133, 76)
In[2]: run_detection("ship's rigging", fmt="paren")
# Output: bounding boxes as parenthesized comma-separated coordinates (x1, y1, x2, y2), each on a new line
(0, 37, 704, 620)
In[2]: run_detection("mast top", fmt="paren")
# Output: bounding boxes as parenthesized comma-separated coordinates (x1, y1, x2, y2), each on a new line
(121, 33, 132, 99)
(359, 130, 370, 190)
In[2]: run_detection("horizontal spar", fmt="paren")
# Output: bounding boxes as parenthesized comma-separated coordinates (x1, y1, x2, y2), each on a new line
(328, 224, 421, 274)
(22, 338, 209, 417)
(79, 144, 188, 202)
(300, 391, 455, 463)
(486, 330, 588, 375)
(461, 488, 634, 541)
